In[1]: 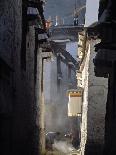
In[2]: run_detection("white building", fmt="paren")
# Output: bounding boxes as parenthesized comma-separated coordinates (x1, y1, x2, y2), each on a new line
(43, 45, 77, 133)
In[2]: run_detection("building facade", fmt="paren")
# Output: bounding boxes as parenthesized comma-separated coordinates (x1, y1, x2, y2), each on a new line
(77, 31, 108, 155)
(44, 44, 77, 134)
(0, 1, 48, 155)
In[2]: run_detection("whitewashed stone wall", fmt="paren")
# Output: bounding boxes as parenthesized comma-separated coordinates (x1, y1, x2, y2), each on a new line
(80, 43, 91, 155)
(87, 40, 108, 143)
(80, 40, 108, 155)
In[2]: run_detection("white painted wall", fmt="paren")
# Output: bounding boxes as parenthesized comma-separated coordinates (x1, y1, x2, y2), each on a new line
(80, 43, 91, 155)
(66, 42, 78, 59)
(44, 57, 77, 133)
(43, 59, 52, 103)
(80, 39, 108, 154)
(87, 40, 108, 143)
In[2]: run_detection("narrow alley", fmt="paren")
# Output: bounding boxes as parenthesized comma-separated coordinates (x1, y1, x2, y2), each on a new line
(0, 0, 116, 155)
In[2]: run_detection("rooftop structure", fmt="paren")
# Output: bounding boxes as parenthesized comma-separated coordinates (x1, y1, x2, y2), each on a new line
(44, 0, 86, 25)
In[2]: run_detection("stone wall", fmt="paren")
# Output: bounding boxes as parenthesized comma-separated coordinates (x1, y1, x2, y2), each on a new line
(80, 39, 108, 155)
(80, 42, 91, 155)
(0, 1, 22, 154)
(0, 1, 39, 155)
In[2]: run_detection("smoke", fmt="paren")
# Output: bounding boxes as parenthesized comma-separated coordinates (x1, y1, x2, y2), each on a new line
(53, 140, 76, 154)
(44, 59, 78, 135)
(44, 60, 70, 133)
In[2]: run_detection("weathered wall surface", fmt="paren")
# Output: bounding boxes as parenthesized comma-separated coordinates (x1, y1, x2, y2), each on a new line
(44, 58, 77, 133)
(80, 40, 108, 155)
(85, 40, 108, 155)
(0, 0, 19, 64)
(80, 43, 91, 155)
(0, 1, 22, 154)
(12, 25, 37, 155)
(0, 1, 38, 155)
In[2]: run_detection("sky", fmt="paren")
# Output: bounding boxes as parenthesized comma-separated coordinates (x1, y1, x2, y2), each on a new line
(85, 0, 99, 26)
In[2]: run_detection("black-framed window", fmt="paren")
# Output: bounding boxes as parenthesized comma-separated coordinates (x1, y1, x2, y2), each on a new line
(57, 55, 62, 91)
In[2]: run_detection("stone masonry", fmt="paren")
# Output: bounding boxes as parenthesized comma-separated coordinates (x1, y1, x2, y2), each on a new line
(77, 33, 108, 155)
(0, 1, 44, 155)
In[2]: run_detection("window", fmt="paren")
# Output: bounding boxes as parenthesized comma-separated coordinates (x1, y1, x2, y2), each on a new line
(57, 55, 62, 91)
